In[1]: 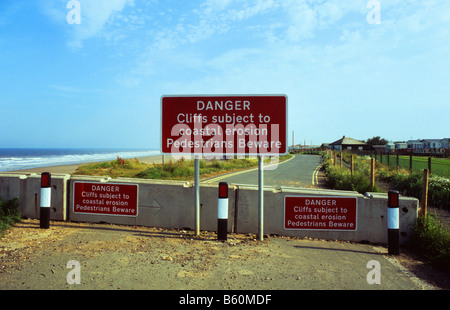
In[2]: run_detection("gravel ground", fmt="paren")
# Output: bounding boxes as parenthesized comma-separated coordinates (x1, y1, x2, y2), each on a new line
(1, 218, 449, 293)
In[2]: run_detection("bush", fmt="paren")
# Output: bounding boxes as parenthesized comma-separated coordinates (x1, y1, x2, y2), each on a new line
(428, 175, 450, 210)
(0, 197, 21, 235)
(322, 156, 378, 194)
(410, 214, 450, 275)
(378, 169, 450, 210)
(390, 171, 423, 199)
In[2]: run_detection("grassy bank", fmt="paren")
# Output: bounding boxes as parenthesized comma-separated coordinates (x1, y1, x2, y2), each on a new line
(74, 154, 293, 181)
(0, 197, 21, 236)
(135, 157, 260, 180)
(74, 156, 151, 178)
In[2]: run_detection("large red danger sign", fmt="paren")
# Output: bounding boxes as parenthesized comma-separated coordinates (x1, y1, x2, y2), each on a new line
(284, 196, 357, 231)
(161, 95, 288, 156)
(73, 182, 138, 217)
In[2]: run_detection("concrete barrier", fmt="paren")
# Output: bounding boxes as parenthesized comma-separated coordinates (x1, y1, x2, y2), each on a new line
(0, 174, 419, 244)
(0, 173, 70, 221)
(0, 173, 26, 201)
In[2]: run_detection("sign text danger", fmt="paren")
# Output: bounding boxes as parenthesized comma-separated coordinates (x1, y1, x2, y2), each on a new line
(73, 182, 138, 217)
(284, 196, 357, 231)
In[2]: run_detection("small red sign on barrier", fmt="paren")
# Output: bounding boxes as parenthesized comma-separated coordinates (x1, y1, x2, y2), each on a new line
(73, 182, 138, 217)
(284, 196, 357, 231)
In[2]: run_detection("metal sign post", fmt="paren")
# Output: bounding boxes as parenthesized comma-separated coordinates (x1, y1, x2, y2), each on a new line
(195, 156, 200, 236)
(258, 156, 264, 241)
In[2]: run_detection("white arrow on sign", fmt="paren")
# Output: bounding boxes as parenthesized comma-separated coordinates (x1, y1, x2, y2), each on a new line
(141, 199, 163, 215)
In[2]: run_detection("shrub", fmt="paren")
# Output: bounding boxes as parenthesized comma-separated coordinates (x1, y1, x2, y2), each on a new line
(390, 171, 423, 199)
(0, 197, 21, 235)
(428, 175, 450, 210)
(322, 157, 378, 194)
(410, 214, 450, 275)
(378, 169, 450, 210)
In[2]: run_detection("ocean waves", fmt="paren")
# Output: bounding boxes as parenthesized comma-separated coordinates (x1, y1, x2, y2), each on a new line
(0, 149, 160, 172)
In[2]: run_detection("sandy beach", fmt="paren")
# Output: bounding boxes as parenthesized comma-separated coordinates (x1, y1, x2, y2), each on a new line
(4, 155, 165, 175)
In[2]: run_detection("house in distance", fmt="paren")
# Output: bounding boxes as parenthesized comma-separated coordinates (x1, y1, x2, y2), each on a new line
(328, 136, 371, 152)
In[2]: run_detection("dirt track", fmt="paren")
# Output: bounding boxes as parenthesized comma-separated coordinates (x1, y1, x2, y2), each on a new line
(1, 218, 449, 293)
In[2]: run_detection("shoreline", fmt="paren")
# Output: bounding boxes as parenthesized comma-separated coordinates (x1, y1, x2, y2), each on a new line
(1, 155, 165, 175)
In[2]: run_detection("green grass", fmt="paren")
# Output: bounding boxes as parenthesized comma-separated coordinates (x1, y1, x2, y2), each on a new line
(135, 157, 259, 180)
(375, 154, 450, 178)
(0, 197, 21, 236)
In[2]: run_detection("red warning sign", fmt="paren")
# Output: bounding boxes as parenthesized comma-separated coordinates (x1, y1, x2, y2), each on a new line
(284, 196, 357, 231)
(161, 95, 288, 156)
(73, 182, 138, 217)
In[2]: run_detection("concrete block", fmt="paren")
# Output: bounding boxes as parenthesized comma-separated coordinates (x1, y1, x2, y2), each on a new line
(0, 173, 26, 201)
(18, 174, 70, 221)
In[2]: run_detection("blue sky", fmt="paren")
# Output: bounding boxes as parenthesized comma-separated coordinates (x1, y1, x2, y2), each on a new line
(0, 0, 449, 149)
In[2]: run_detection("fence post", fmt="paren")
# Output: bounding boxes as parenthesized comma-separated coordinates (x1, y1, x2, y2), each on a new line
(420, 169, 429, 217)
(387, 190, 400, 255)
(428, 157, 431, 174)
(370, 158, 375, 189)
(396, 154, 399, 171)
(40, 172, 51, 229)
(217, 182, 229, 241)
(409, 155, 413, 172)
(350, 155, 354, 176)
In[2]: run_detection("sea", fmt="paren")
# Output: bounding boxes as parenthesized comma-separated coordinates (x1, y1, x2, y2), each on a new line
(0, 148, 160, 172)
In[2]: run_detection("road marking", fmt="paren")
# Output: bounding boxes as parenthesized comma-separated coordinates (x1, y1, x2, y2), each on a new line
(201, 155, 296, 184)
(312, 164, 322, 186)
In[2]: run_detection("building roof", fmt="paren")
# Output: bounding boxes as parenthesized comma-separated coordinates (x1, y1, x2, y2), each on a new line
(407, 138, 448, 143)
(329, 136, 367, 146)
(422, 138, 446, 142)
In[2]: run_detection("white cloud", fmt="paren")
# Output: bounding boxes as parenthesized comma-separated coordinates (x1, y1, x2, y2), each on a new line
(106, 0, 450, 119)
(70, 0, 133, 49)
(41, 0, 134, 49)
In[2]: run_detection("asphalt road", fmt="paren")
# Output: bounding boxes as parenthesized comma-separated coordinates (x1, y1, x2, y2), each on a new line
(202, 154, 322, 187)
